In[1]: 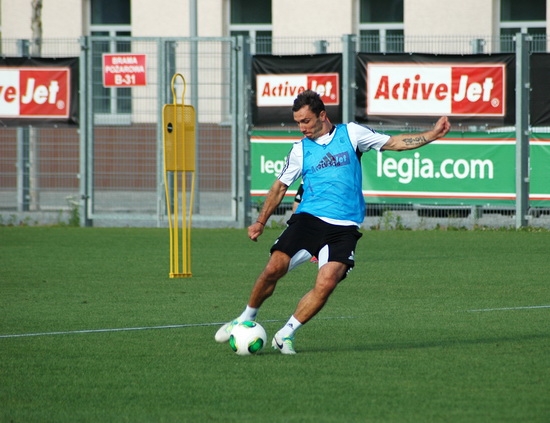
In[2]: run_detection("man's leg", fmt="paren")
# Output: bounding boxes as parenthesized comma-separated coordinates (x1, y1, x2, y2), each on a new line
(247, 251, 291, 308)
(272, 261, 348, 354)
(293, 261, 348, 324)
(215, 251, 290, 343)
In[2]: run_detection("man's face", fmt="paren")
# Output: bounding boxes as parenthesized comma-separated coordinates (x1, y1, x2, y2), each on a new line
(293, 106, 326, 140)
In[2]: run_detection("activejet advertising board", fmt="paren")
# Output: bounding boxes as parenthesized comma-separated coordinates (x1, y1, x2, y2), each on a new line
(250, 130, 550, 209)
(252, 54, 342, 125)
(356, 54, 515, 127)
(0, 57, 79, 126)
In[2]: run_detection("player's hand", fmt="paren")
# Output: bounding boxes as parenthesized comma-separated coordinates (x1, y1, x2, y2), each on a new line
(432, 116, 451, 139)
(247, 222, 264, 242)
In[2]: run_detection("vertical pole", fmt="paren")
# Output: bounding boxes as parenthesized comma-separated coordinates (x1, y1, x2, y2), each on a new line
(86, 36, 95, 226)
(16, 40, 30, 212)
(235, 35, 252, 227)
(342, 34, 357, 124)
(470, 38, 485, 54)
(190, 0, 200, 213)
(79, 36, 92, 226)
(515, 33, 531, 229)
(156, 38, 166, 226)
(314, 40, 327, 54)
(164, 40, 177, 218)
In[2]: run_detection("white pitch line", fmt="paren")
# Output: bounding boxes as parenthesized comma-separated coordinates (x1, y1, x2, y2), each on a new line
(0, 322, 223, 339)
(467, 305, 550, 313)
(0, 316, 356, 340)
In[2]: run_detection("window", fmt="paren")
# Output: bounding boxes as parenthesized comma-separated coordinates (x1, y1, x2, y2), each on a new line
(89, 0, 132, 118)
(359, 0, 404, 53)
(229, 0, 272, 54)
(500, 0, 546, 52)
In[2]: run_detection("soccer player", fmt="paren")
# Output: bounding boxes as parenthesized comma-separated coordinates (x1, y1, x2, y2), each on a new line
(216, 90, 451, 354)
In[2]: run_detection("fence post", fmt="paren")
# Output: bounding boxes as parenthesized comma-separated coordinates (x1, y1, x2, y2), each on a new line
(234, 35, 252, 228)
(342, 34, 357, 123)
(78, 36, 90, 226)
(470, 38, 485, 54)
(515, 32, 531, 229)
(314, 40, 328, 54)
(16, 40, 31, 212)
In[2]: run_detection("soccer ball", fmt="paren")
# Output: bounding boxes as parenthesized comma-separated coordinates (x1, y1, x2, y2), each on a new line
(229, 321, 267, 356)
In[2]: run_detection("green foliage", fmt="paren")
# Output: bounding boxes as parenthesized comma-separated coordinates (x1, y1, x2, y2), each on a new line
(1, 228, 549, 422)
(371, 210, 409, 230)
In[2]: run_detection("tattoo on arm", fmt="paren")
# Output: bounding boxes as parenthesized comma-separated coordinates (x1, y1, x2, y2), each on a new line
(402, 135, 427, 146)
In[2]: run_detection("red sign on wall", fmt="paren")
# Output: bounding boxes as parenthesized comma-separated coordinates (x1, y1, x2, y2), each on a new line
(103, 54, 147, 87)
(0, 67, 71, 118)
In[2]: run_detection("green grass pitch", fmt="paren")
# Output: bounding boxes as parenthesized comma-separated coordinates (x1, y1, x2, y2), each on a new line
(1, 226, 549, 422)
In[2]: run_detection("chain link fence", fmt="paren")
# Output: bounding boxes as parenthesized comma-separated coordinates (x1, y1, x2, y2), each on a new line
(1, 34, 549, 229)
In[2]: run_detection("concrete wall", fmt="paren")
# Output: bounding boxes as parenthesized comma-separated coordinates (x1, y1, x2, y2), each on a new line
(2, 0, 546, 41)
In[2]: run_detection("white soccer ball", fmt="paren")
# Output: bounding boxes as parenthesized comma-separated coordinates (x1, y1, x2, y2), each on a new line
(229, 321, 267, 356)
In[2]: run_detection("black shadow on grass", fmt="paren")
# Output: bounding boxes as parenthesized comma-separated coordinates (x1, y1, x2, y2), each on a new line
(301, 332, 550, 354)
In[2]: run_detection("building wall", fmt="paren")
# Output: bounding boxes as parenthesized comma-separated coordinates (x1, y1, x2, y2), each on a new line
(3, 0, 33, 39)
(132, 0, 187, 37)
(272, 0, 355, 38)
(404, 0, 499, 37)
(42, 0, 83, 38)
(1, 0, 547, 41)
(3, 0, 83, 39)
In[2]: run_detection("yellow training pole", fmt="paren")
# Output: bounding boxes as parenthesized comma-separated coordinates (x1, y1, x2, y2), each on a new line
(162, 73, 196, 278)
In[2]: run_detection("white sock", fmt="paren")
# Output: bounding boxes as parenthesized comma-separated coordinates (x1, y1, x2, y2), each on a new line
(279, 315, 302, 337)
(238, 305, 258, 322)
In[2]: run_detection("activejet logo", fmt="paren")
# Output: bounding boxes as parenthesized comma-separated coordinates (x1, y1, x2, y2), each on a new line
(367, 64, 505, 116)
(256, 73, 339, 107)
(0, 67, 70, 118)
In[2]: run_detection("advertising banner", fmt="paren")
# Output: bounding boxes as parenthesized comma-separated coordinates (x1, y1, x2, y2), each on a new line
(530, 134, 550, 207)
(250, 131, 302, 205)
(356, 54, 515, 127)
(251, 130, 550, 209)
(530, 54, 550, 127)
(0, 57, 79, 126)
(252, 54, 342, 125)
(362, 133, 516, 206)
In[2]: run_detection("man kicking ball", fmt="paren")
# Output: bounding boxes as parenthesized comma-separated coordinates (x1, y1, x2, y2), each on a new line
(215, 90, 451, 354)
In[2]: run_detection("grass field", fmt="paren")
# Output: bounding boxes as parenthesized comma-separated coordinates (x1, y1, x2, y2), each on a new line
(1, 226, 549, 422)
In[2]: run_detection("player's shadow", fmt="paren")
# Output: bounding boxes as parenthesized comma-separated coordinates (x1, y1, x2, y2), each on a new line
(304, 332, 549, 354)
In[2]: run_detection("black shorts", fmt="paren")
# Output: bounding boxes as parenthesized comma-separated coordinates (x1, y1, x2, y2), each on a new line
(270, 213, 362, 269)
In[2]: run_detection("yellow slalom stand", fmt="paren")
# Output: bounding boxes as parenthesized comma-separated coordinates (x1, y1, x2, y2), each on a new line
(162, 74, 196, 278)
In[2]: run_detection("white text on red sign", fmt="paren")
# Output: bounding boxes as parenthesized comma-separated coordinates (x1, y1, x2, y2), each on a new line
(103, 54, 147, 87)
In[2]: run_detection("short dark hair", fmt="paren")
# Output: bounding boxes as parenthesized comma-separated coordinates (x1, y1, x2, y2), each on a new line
(292, 90, 325, 116)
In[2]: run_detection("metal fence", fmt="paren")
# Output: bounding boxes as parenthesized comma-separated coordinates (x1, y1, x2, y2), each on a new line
(1, 34, 549, 229)
(1, 36, 245, 228)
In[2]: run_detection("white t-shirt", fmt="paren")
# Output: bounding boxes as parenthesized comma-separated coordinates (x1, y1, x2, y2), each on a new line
(278, 122, 390, 187)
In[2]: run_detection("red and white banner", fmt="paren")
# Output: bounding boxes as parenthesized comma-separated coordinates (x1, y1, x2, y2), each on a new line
(367, 63, 506, 117)
(0, 67, 71, 119)
(252, 54, 342, 125)
(256, 73, 339, 107)
(103, 54, 147, 87)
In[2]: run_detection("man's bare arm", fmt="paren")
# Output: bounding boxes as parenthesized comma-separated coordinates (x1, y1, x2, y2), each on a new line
(248, 179, 288, 241)
(382, 116, 451, 152)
